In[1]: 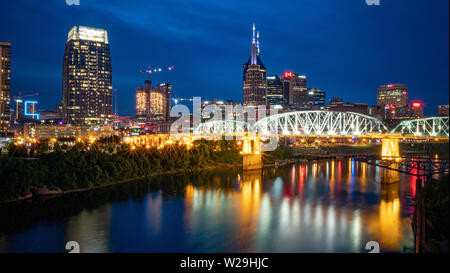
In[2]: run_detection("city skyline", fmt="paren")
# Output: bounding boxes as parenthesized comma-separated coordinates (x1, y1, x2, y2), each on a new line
(0, 0, 448, 116)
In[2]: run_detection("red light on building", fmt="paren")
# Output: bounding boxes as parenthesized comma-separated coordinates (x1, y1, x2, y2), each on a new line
(412, 102, 422, 108)
(385, 104, 396, 109)
(387, 84, 393, 88)
(403, 91, 407, 95)
(284, 71, 293, 78)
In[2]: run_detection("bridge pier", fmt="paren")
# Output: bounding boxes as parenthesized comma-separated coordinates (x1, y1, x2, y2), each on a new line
(241, 135, 262, 171)
(380, 138, 401, 184)
(381, 138, 400, 159)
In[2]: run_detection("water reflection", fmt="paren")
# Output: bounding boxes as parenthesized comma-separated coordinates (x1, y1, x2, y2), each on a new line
(0, 159, 414, 253)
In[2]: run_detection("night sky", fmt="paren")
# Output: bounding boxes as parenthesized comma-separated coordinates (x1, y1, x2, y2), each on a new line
(0, 0, 448, 116)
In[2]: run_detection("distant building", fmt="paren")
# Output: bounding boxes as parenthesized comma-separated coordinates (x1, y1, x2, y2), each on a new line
(383, 102, 424, 128)
(39, 111, 63, 122)
(377, 84, 408, 107)
(23, 123, 115, 140)
(383, 102, 423, 120)
(329, 97, 343, 105)
(304, 88, 326, 109)
(368, 105, 383, 120)
(243, 24, 267, 106)
(135, 80, 171, 121)
(326, 100, 368, 115)
(201, 99, 241, 122)
(0, 42, 11, 134)
(62, 26, 113, 124)
(266, 75, 283, 106)
(281, 72, 307, 107)
(438, 105, 449, 116)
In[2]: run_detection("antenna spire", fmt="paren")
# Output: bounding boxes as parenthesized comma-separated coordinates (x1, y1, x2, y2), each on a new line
(251, 23, 257, 65)
(256, 31, 260, 55)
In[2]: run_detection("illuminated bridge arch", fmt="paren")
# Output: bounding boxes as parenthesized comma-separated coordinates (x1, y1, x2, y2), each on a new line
(391, 117, 449, 137)
(194, 120, 250, 135)
(254, 111, 388, 136)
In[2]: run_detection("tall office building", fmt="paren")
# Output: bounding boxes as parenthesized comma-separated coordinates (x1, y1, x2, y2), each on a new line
(135, 80, 171, 121)
(0, 42, 11, 134)
(377, 84, 408, 107)
(266, 75, 283, 106)
(281, 72, 307, 107)
(243, 24, 267, 106)
(62, 26, 113, 124)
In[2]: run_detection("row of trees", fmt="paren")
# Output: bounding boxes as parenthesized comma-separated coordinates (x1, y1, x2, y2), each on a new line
(0, 139, 242, 202)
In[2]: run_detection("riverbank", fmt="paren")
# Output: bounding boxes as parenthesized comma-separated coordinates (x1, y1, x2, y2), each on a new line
(0, 161, 243, 204)
(0, 140, 244, 203)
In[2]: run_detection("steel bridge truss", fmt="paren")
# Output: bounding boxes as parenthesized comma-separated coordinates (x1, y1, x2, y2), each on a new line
(254, 111, 388, 136)
(194, 120, 250, 135)
(391, 117, 449, 137)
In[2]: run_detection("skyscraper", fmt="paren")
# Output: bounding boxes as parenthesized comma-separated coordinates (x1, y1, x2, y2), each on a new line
(377, 84, 408, 107)
(62, 26, 112, 124)
(0, 42, 11, 134)
(266, 75, 283, 106)
(243, 24, 267, 106)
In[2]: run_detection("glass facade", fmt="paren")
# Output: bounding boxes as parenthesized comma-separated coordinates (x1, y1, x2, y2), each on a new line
(62, 26, 112, 124)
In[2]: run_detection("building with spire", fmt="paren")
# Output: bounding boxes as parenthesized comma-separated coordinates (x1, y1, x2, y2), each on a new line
(243, 24, 267, 106)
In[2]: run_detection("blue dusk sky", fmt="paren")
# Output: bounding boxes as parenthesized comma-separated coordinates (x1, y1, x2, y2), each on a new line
(0, 0, 448, 116)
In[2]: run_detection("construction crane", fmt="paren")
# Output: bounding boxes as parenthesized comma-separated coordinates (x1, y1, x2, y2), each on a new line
(139, 65, 175, 85)
(12, 92, 40, 121)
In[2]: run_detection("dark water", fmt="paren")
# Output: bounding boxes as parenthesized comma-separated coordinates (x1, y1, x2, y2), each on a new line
(0, 159, 416, 253)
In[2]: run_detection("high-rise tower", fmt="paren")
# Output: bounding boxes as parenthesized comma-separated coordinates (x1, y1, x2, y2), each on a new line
(135, 80, 172, 121)
(0, 42, 11, 134)
(243, 24, 267, 106)
(62, 26, 113, 124)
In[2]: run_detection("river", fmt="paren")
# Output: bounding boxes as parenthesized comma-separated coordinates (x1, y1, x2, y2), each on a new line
(0, 158, 415, 253)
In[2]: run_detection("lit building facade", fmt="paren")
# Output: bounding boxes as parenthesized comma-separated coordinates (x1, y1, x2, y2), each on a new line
(377, 84, 408, 107)
(62, 26, 113, 125)
(266, 75, 283, 106)
(151, 83, 172, 121)
(136, 81, 150, 120)
(23, 123, 115, 140)
(135, 80, 171, 121)
(243, 24, 267, 106)
(0, 42, 11, 134)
